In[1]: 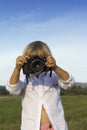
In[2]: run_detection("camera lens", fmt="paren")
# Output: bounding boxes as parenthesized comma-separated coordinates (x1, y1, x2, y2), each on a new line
(31, 59, 44, 73)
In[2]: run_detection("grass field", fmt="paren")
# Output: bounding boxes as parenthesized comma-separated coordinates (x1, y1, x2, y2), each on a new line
(0, 95, 87, 130)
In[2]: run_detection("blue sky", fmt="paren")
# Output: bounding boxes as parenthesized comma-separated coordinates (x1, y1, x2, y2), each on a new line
(0, 0, 87, 85)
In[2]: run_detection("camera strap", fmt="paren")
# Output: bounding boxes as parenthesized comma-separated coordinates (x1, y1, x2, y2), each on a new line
(26, 74, 30, 84)
(25, 69, 52, 84)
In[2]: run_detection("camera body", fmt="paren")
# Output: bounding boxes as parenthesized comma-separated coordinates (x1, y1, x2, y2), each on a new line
(22, 55, 52, 76)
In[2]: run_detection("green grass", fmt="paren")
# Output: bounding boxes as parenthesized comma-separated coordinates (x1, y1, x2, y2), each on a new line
(0, 95, 87, 130)
(62, 95, 87, 130)
(0, 96, 21, 130)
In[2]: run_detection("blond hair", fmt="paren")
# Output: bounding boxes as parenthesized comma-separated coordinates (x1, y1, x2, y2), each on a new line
(23, 41, 52, 58)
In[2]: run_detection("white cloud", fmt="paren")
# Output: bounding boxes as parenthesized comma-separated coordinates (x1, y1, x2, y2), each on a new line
(0, 10, 87, 84)
(0, 50, 21, 85)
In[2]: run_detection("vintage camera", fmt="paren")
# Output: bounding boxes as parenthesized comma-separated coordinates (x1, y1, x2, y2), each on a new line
(22, 55, 52, 83)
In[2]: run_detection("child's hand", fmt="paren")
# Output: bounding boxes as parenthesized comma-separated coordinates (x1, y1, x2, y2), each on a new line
(16, 55, 29, 70)
(45, 56, 57, 70)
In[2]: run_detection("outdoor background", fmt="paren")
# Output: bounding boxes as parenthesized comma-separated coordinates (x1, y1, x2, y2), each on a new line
(0, 0, 87, 130)
(0, 0, 87, 85)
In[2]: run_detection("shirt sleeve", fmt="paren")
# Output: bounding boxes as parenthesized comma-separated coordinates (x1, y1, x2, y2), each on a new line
(6, 73, 26, 96)
(58, 74, 75, 89)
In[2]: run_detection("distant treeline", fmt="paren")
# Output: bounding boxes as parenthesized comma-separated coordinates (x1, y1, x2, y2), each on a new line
(0, 86, 9, 95)
(61, 85, 87, 95)
(0, 85, 87, 95)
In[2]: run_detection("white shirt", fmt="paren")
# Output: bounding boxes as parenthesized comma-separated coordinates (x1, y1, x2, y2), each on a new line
(6, 71, 74, 130)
